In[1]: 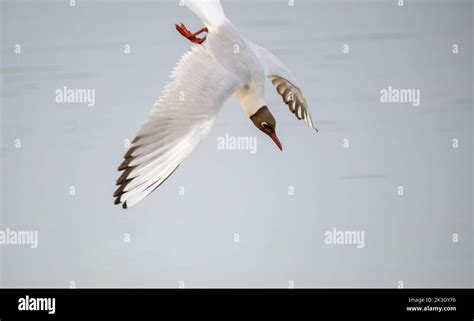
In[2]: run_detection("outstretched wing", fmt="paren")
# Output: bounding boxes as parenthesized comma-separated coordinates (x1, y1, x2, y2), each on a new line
(114, 45, 241, 208)
(251, 42, 317, 131)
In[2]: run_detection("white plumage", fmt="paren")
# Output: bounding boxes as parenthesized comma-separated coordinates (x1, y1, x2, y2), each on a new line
(184, 0, 228, 28)
(114, 0, 316, 208)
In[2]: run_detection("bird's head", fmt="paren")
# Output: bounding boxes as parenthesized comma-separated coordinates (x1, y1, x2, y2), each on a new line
(250, 106, 282, 151)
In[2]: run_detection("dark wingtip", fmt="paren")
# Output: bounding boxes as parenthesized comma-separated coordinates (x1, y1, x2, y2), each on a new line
(113, 183, 127, 198)
(118, 158, 133, 171)
(131, 136, 142, 144)
(124, 146, 138, 160)
(116, 168, 134, 185)
(122, 202, 128, 209)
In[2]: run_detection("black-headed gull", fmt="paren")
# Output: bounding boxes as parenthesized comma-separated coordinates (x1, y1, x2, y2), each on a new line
(114, 0, 317, 208)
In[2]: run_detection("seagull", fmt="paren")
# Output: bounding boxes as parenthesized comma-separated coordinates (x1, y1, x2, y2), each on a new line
(114, 0, 317, 208)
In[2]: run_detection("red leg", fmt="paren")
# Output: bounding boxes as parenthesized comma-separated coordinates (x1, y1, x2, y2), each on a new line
(192, 27, 208, 36)
(175, 23, 208, 44)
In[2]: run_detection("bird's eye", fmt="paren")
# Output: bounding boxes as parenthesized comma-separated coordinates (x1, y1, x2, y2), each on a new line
(261, 122, 270, 129)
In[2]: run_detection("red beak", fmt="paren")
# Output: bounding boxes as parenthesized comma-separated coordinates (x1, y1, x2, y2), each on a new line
(270, 133, 283, 151)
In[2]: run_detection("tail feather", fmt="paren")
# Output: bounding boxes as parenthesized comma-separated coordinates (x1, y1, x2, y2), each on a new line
(184, 0, 228, 28)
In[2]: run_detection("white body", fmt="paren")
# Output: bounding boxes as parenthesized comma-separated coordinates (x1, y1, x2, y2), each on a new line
(206, 23, 267, 116)
(186, 0, 306, 117)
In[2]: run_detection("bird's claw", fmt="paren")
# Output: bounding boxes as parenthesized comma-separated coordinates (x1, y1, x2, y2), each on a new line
(175, 23, 208, 45)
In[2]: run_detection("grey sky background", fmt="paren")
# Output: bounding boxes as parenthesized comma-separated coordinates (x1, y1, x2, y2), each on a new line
(1, 0, 472, 288)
